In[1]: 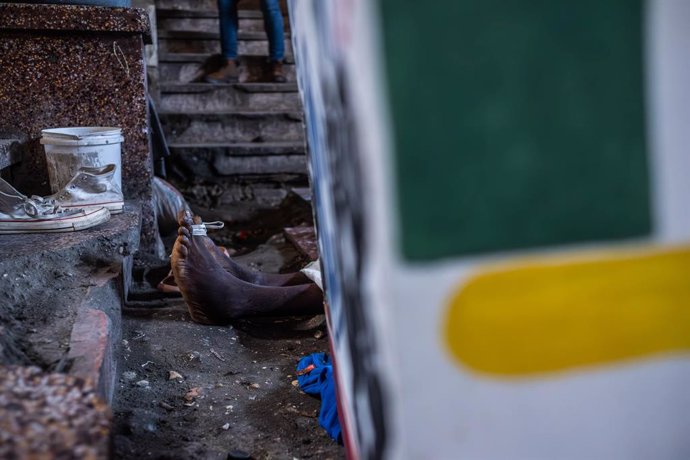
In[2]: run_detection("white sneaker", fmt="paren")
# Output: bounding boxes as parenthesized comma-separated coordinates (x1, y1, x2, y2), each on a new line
(0, 178, 110, 234)
(47, 164, 124, 214)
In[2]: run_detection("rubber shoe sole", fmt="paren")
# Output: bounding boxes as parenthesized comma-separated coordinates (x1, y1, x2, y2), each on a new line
(0, 207, 110, 234)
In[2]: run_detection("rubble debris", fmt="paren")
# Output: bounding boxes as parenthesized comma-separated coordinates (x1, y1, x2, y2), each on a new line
(0, 366, 110, 459)
(186, 351, 202, 362)
(168, 371, 183, 381)
(210, 348, 226, 362)
(132, 331, 146, 341)
(160, 401, 175, 411)
(184, 387, 202, 402)
(296, 364, 315, 376)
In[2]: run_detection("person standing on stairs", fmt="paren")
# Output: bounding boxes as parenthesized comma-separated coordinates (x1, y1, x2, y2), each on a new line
(205, 0, 287, 84)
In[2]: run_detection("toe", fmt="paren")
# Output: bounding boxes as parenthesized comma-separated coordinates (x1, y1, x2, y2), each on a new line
(176, 243, 188, 257)
(178, 209, 194, 227)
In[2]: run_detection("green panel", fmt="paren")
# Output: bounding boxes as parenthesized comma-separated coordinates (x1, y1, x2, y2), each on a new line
(379, 0, 651, 260)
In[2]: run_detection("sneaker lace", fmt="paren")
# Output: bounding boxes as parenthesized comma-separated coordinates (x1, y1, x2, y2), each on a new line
(23, 196, 63, 218)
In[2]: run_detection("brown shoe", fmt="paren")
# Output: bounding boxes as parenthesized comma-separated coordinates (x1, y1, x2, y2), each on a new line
(270, 61, 287, 83)
(204, 59, 239, 83)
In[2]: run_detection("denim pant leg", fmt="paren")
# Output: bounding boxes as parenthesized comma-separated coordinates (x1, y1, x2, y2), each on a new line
(217, 0, 239, 59)
(260, 0, 285, 62)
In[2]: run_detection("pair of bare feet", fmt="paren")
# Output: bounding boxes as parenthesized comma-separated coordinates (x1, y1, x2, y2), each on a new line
(171, 211, 324, 325)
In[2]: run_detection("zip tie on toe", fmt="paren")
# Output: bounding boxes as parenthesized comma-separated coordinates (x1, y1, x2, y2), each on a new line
(191, 221, 224, 236)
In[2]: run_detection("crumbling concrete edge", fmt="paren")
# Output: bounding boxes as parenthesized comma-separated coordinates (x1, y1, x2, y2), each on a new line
(67, 265, 125, 404)
(67, 308, 113, 402)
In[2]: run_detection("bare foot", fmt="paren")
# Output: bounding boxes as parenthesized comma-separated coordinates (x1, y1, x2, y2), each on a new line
(172, 211, 324, 325)
(190, 215, 313, 287)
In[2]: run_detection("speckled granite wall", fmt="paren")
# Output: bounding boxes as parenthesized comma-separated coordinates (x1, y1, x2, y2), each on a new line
(0, 3, 163, 260)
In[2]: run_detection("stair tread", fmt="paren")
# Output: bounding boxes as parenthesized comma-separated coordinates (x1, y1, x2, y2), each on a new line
(235, 82, 298, 93)
(159, 30, 279, 41)
(160, 81, 298, 93)
(159, 110, 302, 116)
(157, 8, 264, 19)
(169, 141, 305, 150)
(158, 52, 295, 65)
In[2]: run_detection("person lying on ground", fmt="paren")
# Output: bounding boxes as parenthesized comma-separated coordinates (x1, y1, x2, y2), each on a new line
(171, 211, 323, 325)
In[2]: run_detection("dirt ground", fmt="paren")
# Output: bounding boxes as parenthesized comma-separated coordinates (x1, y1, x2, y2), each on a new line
(111, 227, 344, 459)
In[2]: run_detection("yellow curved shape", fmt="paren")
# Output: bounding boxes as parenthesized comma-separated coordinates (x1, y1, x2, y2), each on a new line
(445, 246, 690, 377)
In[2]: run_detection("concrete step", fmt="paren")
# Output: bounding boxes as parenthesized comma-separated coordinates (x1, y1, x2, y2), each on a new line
(156, 0, 222, 11)
(159, 56, 296, 83)
(159, 52, 293, 63)
(171, 141, 305, 155)
(158, 34, 293, 57)
(159, 82, 300, 111)
(67, 271, 124, 403)
(157, 13, 290, 35)
(160, 111, 304, 144)
(170, 142, 307, 177)
(158, 28, 280, 41)
(0, 205, 140, 375)
(158, 16, 259, 34)
(156, 0, 287, 12)
(158, 29, 272, 41)
(156, 8, 264, 19)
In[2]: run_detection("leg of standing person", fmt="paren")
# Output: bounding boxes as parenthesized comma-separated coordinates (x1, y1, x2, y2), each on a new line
(260, 0, 287, 82)
(205, 0, 240, 83)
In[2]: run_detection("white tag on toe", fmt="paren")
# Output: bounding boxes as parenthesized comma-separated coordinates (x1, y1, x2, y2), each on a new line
(191, 221, 224, 236)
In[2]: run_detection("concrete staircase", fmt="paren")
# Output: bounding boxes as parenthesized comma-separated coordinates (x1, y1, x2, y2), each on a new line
(153, 1, 307, 190)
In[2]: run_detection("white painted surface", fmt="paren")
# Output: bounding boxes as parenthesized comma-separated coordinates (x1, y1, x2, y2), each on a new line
(293, 0, 690, 458)
(647, 0, 690, 243)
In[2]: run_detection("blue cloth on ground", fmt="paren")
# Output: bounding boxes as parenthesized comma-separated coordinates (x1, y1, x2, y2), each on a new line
(296, 353, 342, 443)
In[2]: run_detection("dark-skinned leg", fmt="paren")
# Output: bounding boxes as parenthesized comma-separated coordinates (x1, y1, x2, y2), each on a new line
(172, 211, 324, 325)
(187, 215, 313, 287)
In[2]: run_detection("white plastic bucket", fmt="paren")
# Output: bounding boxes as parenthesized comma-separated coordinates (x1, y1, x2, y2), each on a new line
(41, 127, 124, 193)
